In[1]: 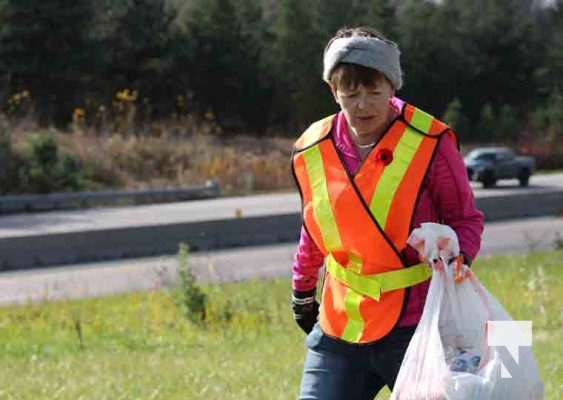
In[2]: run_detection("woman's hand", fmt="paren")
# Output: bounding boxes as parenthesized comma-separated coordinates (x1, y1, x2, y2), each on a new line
(291, 289, 319, 334)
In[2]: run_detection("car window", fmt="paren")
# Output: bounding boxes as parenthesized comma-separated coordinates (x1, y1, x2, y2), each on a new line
(469, 153, 496, 162)
(497, 152, 508, 161)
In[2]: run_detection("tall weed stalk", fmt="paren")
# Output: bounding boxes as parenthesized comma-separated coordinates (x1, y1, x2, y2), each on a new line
(174, 243, 207, 326)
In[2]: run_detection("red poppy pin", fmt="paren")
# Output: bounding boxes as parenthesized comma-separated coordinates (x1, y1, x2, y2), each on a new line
(376, 148, 393, 166)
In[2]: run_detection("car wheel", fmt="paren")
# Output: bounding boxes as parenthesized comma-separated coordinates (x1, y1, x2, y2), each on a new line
(518, 168, 530, 186)
(482, 170, 496, 188)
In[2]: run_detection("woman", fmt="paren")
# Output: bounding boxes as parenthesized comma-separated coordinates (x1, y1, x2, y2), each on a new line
(290, 26, 484, 399)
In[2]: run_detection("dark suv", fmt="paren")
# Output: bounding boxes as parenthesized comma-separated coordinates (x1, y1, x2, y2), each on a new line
(464, 147, 535, 188)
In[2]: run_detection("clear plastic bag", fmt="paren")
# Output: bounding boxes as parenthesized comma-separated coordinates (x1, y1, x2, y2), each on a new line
(391, 224, 544, 400)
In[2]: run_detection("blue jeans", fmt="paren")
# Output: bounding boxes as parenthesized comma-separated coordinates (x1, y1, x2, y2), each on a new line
(298, 324, 416, 400)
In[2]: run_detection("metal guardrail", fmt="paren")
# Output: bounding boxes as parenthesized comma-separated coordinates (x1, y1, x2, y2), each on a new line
(0, 181, 220, 214)
(0, 185, 561, 271)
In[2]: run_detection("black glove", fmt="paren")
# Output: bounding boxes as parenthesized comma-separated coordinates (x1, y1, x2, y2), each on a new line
(291, 289, 319, 334)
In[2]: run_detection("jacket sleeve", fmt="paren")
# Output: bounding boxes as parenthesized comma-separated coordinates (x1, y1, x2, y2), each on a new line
(428, 134, 484, 260)
(292, 225, 325, 292)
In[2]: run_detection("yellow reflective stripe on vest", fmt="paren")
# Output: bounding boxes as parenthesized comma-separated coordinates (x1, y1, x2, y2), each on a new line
(301, 146, 342, 250)
(341, 253, 364, 342)
(410, 107, 434, 133)
(369, 109, 433, 227)
(369, 129, 423, 227)
(347, 252, 363, 273)
(301, 145, 366, 342)
(340, 291, 364, 342)
(326, 254, 432, 301)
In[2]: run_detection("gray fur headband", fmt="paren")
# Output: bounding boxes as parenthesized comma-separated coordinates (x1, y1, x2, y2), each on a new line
(323, 36, 403, 90)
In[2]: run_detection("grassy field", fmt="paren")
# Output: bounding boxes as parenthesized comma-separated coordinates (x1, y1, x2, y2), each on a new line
(0, 250, 561, 399)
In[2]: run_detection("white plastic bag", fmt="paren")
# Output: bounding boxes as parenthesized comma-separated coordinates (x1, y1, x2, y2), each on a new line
(390, 224, 544, 400)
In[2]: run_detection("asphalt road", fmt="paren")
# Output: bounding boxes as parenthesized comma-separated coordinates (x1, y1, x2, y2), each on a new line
(468, 172, 563, 196)
(0, 216, 561, 306)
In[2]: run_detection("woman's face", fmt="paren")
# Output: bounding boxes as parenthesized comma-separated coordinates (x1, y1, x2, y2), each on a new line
(331, 76, 394, 145)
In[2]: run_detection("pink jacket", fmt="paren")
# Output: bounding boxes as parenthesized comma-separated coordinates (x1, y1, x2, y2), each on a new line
(292, 97, 484, 327)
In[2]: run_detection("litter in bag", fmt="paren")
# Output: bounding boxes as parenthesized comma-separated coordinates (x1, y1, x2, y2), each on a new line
(391, 223, 544, 400)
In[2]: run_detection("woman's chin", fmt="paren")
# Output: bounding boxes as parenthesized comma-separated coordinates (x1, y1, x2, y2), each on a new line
(353, 127, 379, 139)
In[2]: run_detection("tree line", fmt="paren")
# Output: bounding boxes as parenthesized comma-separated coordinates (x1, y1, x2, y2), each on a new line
(0, 0, 562, 144)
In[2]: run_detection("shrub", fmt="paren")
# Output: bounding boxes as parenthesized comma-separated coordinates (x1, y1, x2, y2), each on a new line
(173, 243, 207, 325)
(17, 133, 86, 193)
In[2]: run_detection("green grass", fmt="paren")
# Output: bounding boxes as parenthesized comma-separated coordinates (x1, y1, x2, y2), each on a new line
(0, 250, 561, 399)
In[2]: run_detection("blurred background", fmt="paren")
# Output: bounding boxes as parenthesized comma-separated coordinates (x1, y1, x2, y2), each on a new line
(0, 0, 561, 196)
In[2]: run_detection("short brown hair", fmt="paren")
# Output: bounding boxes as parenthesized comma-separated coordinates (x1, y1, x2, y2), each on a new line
(325, 27, 396, 91)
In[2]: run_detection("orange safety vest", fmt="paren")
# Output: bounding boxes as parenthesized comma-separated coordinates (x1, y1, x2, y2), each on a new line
(292, 103, 456, 344)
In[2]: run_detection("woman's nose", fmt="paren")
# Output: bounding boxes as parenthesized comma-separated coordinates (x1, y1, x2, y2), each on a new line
(356, 94, 367, 109)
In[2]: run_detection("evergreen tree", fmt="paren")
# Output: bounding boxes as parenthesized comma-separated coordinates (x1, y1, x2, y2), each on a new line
(521, 1, 562, 147)
(351, 0, 398, 39)
(532, 90, 563, 142)
(102, 0, 176, 118)
(441, 98, 470, 140)
(496, 104, 521, 141)
(0, 0, 99, 126)
(270, 0, 327, 131)
(312, 0, 356, 38)
(541, 0, 563, 94)
(526, 0, 561, 104)
(179, 0, 270, 132)
(395, 0, 443, 114)
(232, 0, 273, 133)
(433, 0, 476, 110)
(477, 103, 496, 142)
(456, 0, 542, 123)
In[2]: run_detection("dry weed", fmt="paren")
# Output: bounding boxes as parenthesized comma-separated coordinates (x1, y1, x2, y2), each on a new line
(9, 122, 295, 194)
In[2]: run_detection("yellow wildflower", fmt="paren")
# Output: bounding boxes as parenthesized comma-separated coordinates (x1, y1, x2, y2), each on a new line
(116, 89, 138, 102)
(73, 107, 85, 121)
(205, 110, 215, 121)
